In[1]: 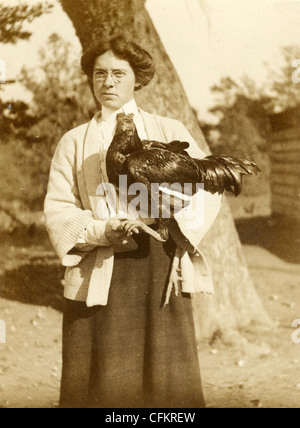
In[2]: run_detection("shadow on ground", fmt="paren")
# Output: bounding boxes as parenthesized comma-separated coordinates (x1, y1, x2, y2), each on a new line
(235, 215, 300, 264)
(1, 217, 299, 312)
(0, 226, 65, 311)
(0, 224, 51, 249)
(0, 261, 65, 312)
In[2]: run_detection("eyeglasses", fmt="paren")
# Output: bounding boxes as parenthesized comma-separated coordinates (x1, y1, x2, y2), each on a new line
(93, 70, 127, 84)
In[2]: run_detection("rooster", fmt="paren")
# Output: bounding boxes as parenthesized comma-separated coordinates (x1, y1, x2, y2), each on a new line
(105, 113, 260, 304)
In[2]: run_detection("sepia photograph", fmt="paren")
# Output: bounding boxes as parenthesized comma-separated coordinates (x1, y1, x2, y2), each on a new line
(0, 0, 300, 410)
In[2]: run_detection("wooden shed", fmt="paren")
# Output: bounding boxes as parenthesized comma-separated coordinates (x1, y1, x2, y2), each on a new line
(268, 106, 300, 227)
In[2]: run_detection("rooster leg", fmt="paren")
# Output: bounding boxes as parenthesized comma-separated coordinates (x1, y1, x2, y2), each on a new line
(156, 218, 170, 241)
(164, 247, 183, 306)
(121, 219, 167, 242)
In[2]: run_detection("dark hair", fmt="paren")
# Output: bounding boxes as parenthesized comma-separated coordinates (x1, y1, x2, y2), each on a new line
(81, 36, 155, 91)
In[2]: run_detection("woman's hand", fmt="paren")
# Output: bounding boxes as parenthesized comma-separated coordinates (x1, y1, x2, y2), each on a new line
(105, 219, 130, 246)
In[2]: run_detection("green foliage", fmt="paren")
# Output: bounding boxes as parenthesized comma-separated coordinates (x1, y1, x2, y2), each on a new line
(0, 99, 37, 133)
(201, 78, 271, 197)
(265, 45, 300, 112)
(201, 45, 300, 198)
(0, 136, 41, 206)
(20, 33, 95, 146)
(0, 100, 39, 210)
(207, 78, 271, 153)
(0, 34, 95, 211)
(0, 2, 53, 44)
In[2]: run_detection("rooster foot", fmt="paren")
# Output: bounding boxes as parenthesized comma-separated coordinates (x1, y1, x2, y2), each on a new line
(156, 221, 170, 241)
(164, 248, 183, 306)
(121, 219, 167, 242)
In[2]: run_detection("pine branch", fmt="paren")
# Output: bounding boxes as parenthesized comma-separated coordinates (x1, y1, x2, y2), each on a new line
(0, 2, 53, 44)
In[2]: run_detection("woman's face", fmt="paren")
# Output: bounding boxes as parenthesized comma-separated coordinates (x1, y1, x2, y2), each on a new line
(93, 50, 137, 111)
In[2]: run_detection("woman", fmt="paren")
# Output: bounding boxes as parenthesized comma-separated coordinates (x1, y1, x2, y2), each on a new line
(44, 36, 222, 408)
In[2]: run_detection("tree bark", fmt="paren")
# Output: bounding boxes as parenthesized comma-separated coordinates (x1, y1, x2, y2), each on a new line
(60, 0, 272, 342)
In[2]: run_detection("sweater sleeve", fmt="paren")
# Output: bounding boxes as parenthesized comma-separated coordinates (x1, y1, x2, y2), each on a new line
(44, 133, 107, 266)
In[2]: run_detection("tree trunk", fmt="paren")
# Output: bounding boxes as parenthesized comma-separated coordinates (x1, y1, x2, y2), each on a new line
(60, 0, 272, 342)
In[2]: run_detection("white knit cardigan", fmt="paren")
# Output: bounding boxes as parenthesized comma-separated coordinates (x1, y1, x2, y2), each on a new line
(44, 109, 222, 307)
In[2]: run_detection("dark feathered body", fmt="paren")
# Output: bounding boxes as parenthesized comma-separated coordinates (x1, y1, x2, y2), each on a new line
(106, 113, 260, 239)
(106, 114, 143, 186)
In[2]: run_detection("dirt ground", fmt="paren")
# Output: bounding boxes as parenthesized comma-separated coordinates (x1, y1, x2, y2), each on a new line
(0, 219, 300, 409)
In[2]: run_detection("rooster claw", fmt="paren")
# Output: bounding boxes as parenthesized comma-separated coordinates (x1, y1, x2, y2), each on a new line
(120, 219, 166, 242)
(164, 269, 183, 306)
(164, 248, 183, 306)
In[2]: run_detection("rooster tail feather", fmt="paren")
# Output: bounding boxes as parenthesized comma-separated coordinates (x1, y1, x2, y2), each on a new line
(193, 155, 260, 196)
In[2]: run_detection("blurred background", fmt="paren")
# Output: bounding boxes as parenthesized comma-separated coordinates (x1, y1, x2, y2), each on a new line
(0, 0, 299, 408)
(1, 0, 300, 238)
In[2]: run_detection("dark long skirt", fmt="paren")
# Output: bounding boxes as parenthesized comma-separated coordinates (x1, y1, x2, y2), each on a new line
(59, 233, 205, 408)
